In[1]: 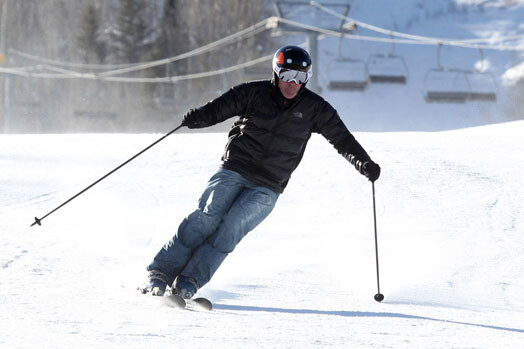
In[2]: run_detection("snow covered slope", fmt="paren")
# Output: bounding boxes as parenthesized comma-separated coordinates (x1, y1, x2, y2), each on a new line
(2, 1, 524, 348)
(1, 121, 523, 347)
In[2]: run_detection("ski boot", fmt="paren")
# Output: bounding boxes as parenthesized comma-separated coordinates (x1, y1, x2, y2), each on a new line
(139, 270, 168, 296)
(173, 275, 198, 299)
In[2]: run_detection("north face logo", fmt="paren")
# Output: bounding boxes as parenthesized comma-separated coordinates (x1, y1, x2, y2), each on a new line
(293, 111, 303, 119)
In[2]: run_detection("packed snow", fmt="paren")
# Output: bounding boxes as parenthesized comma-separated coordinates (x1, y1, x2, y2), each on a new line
(2, 1, 524, 348)
(2, 121, 524, 347)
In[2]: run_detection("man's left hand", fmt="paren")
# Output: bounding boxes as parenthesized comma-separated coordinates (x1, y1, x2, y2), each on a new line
(362, 161, 381, 182)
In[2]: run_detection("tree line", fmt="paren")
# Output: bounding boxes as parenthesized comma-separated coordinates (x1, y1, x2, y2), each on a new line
(1, 0, 277, 132)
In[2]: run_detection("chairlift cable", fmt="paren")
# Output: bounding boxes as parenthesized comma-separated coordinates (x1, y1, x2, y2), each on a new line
(310, 1, 524, 51)
(98, 19, 272, 77)
(3, 10, 524, 85)
(7, 18, 271, 75)
(0, 53, 274, 83)
(9, 49, 137, 70)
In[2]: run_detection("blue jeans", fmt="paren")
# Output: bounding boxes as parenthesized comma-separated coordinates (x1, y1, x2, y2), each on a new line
(148, 168, 279, 289)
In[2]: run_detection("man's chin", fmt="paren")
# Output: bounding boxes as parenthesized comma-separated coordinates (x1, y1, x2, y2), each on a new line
(282, 91, 298, 99)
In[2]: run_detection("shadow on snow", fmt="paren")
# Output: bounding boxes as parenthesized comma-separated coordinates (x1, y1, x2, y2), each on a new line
(213, 303, 524, 334)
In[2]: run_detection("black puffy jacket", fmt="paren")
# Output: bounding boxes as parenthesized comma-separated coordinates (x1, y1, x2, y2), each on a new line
(184, 80, 372, 193)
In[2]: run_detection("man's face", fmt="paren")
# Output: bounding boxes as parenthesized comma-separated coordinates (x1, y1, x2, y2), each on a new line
(278, 79, 302, 99)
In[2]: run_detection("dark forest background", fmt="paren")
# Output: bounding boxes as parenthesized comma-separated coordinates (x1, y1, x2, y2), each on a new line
(0, 0, 280, 132)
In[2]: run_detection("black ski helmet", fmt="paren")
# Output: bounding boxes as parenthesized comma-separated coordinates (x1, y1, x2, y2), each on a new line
(272, 45, 312, 84)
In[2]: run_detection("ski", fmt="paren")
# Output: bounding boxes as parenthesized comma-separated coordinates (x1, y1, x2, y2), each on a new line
(137, 285, 213, 311)
(164, 294, 213, 311)
(164, 293, 186, 309)
(187, 297, 213, 311)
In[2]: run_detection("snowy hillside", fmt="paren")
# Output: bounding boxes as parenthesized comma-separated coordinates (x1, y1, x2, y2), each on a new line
(1, 122, 524, 347)
(2, 1, 524, 348)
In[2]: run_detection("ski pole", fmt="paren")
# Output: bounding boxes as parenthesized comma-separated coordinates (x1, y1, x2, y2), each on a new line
(31, 123, 185, 227)
(372, 181, 384, 302)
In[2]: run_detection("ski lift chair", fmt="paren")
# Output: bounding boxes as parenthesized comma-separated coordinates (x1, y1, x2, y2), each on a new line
(366, 37, 409, 84)
(464, 71, 497, 102)
(423, 68, 470, 103)
(367, 53, 409, 84)
(423, 45, 497, 103)
(465, 48, 497, 101)
(327, 58, 369, 91)
(327, 32, 369, 91)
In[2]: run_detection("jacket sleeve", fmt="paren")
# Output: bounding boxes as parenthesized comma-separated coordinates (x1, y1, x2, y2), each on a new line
(183, 83, 250, 128)
(313, 100, 372, 173)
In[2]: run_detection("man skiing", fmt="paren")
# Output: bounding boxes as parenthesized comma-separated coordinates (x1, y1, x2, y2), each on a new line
(140, 45, 381, 299)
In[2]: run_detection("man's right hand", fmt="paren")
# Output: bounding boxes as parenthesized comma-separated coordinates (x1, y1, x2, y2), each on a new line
(182, 109, 205, 129)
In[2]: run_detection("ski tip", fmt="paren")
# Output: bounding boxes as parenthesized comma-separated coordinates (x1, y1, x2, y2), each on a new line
(192, 297, 213, 311)
(165, 294, 186, 309)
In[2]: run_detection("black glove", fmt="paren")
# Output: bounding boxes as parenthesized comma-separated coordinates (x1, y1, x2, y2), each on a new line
(182, 108, 205, 129)
(361, 161, 381, 182)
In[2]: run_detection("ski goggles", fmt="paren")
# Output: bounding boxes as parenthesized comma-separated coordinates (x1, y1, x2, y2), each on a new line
(275, 66, 312, 84)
